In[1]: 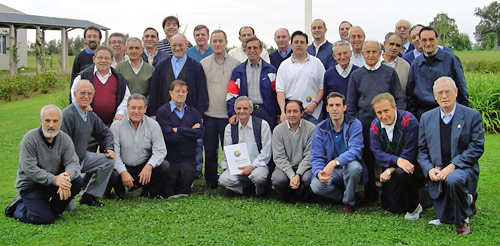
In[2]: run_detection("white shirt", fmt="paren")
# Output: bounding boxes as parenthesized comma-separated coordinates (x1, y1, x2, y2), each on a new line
(381, 110, 398, 142)
(363, 60, 382, 71)
(335, 63, 354, 78)
(313, 39, 327, 56)
(440, 104, 457, 124)
(128, 59, 144, 75)
(351, 52, 365, 67)
(220, 116, 272, 169)
(111, 54, 129, 68)
(71, 66, 131, 116)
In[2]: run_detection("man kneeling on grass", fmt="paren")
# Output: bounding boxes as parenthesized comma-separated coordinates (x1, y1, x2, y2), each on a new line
(309, 92, 366, 213)
(369, 93, 425, 220)
(157, 80, 205, 199)
(5, 105, 83, 224)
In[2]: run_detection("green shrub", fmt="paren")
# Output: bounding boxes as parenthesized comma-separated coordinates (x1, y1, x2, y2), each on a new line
(462, 60, 500, 74)
(0, 72, 59, 101)
(467, 73, 500, 133)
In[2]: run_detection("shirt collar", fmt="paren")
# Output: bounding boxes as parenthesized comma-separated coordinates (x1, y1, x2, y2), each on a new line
(213, 53, 227, 64)
(93, 66, 112, 77)
(38, 127, 57, 148)
(85, 48, 94, 54)
(126, 114, 145, 127)
(335, 63, 353, 78)
(403, 41, 410, 51)
(145, 48, 158, 57)
(172, 55, 187, 64)
(279, 47, 292, 57)
(169, 101, 186, 112)
(440, 103, 457, 120)
(313, 39, 327, 49)
(364, 61, 381, 71)
(291, 53, 311, 63)
(128, 59, 144, 69)
(238, 116, 253, 129)
(247, 59, 261, 68)
(286, 119, 303, 131)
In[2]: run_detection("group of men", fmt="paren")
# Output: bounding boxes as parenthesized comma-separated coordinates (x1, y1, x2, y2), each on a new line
(5, 16, 483, 236)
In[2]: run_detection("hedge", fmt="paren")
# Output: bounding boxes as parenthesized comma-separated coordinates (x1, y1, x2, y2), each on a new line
(0, 72, 58, 101)
(467, 72, 500, 133)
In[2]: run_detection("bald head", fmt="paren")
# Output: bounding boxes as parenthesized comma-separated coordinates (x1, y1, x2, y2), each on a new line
(274, 28, 291, 51)
(395, 19, 411, 43)
(362, 41, 381, 67)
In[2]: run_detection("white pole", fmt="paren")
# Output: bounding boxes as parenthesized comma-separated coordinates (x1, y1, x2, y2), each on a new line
(305, 0, 312, 44)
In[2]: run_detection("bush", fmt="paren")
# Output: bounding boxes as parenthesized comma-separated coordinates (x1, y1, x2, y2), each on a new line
(0, 72, 59, 101)
(467, 72, 500, 133)
(462, 60, 500, 74)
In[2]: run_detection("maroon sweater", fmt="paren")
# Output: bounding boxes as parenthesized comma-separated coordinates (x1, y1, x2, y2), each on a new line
(93, 75, 117, 125)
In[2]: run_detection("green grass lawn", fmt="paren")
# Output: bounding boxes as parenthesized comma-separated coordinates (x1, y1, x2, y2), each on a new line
(454, 50, 500, 62)
(0, 90, 499, 245)
(0, 55, 75, 76)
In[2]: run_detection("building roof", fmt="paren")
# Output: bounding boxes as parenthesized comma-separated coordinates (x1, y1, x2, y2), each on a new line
(0, 12, 109, 30)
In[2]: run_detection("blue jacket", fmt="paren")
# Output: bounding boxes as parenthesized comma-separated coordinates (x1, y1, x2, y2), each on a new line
(226, 60, 279, 118)
(148, 56, 208, 116)
(407, 48, 469, 115)
(402, 46, 454, 65)
(307, 41, 335, 70)
(370, 109, 419, 169)
(310, 114, 367, 183)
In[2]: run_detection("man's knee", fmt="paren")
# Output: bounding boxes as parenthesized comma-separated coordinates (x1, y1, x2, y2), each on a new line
(345, 161, 362, 177)
(446, 171, 467, 189)
(249, 167, 268, 186)
(310, 177, 327, 195)
(219, 170, 239, 187)
(271, 169, 289, 189)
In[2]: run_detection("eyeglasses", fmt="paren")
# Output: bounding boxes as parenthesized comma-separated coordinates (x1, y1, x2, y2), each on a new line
(110, 40, 124, 45)
(144, 35, 157, 39)
(95, 56, 112, 61)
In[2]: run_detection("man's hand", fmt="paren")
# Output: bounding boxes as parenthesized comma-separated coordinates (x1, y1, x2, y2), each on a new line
(279, 113, 286, 123)
(437, 163, 456, 181)
(57, 187, 71, 200)
(428, 168, 440, 182)
(397, 157, 415, 174)
(317, 171, 330, 183)
(114, 114, 124, 121)
(290, 175, 301, 189)
(192, 123, 201, 129)
(105, 149, 115, 159)
(238, 165, 254, 176)
(151, 116, 157, 120)
(138, 164, 153, 185)
(304, 102, 317, 115)
(120, 171, 134, 188)
(380, 167, 396, 183)
(55, 172, 72, 190)
(229, 115, 238, 125)
(86, 105, 93, 111)
(172, 127, 178, 133)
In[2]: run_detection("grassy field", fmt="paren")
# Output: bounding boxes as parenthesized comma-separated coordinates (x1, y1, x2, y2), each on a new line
(454, 50, 500, 62)
(0, 90, 499, 245)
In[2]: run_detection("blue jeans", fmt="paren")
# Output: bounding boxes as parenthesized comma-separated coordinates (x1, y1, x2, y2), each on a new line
(14, 177, 84, 225)
(310, 160, 362, 206)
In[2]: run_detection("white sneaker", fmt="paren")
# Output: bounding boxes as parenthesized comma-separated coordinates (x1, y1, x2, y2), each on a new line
(404, 203, 423, 220)
(428, 219, 441, 226)
(167, 194, 189, 199)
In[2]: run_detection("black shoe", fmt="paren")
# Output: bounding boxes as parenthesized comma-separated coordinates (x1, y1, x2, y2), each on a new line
(206, 182, 218, 189)
(5, 194, 22, 218)
(79, 193, 104, 207)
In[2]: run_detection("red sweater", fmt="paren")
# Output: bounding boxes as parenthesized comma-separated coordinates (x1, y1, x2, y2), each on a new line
(93, 75, 117, 125)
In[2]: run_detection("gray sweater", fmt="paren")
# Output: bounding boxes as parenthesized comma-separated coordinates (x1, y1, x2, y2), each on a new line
(16, 128, 81, 191)
(346, 64, 404, 128)
(272, 119, 316, 179)
(61, 104, 114, 163)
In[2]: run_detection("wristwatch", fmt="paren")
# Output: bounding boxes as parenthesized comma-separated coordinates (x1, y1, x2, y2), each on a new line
(385, 170, 391, 176)
(334, 159, 340, 166)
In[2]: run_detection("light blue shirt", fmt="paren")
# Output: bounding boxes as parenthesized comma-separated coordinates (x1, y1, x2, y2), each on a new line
(279, 47, 292, 58)
(72, 102, 87, 122)
(171, 55, 187, 78)
(440, 104, 457, 124)
(169, 101, 187, 119)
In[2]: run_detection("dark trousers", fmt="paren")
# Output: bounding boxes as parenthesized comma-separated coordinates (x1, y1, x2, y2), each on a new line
(252, 106, 277, 130)
(362, 127, 377, 200)
(380, 168, 423, 213)
(203, 116, 227, 186)
(161, 161, 195, 198)
(109, 161, 167, 198)
(14, 177, 84, 225)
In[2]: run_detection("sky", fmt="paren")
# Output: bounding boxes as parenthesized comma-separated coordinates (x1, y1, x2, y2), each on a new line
(1, 0, 495, 48)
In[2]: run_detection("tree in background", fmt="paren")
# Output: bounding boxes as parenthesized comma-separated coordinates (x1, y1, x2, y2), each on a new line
(474, 1, 500, 49)
(429, 13, 458, 46)
(449, 33, 472, 51)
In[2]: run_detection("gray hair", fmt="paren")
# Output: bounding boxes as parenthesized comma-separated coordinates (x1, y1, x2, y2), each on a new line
(362, 40, 381, 51)
(395, 19, 412, 29)
(332, 40, 351, 52)
(126, 37, 143, 48)
(384, 32, 404, 44)
(127, 93, 147, 106)
(234, 96, 253, 109)
(40, 105, 62, 118)
(348, 26, 365, 39)
(433, 76, 457, 92)
(110, 32, 126, 43)
(171, 33, 188, 44)
(73, 79, 95, 95)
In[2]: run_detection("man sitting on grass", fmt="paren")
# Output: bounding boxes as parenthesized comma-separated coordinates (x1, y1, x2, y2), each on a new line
(5, 105, 83, 224)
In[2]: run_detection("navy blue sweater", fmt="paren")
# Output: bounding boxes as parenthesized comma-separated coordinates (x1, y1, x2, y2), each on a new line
(307, 41, 335, 70)
(156, 104, 205, 163)
(269, 49, 292, 69)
